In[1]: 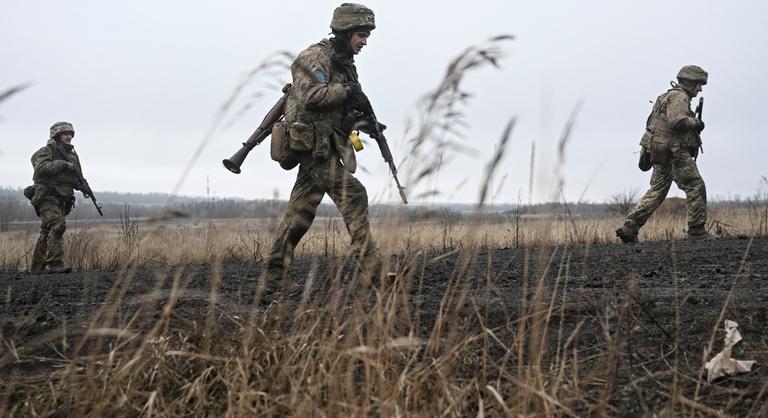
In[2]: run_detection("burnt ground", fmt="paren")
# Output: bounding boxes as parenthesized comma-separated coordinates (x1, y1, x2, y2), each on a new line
(1, 236, 767, 416)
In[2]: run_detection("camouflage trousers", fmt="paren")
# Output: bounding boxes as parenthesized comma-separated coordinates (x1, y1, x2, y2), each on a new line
(31, 196, 70, 272)
(268, 157, 380, 274)
(626, 149, 707, 230)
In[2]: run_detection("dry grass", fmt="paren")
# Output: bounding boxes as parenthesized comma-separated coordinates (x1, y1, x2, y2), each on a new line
(2, 210, 763, 416)
(0, 206, 758, 272)
(0, 242, 595, 416)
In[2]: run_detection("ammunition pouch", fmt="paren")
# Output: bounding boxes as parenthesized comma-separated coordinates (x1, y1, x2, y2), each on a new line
(287, 122, 315, 152)
(63, 195, 75, 216)
(311, 121, 331, 160)
(270, 121, 298, 170)
(639, 130, 652, 149)
(689, 133, 702, 160)
(638, 149, 652, 172)
(649, 137, 672, 166)
(23, 185, 36, 201)
(26, 185, 46, 210)
(24, 185, 75, 216)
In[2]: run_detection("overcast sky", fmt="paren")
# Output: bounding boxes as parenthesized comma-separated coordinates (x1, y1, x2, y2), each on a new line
(2, 0, 767, 205)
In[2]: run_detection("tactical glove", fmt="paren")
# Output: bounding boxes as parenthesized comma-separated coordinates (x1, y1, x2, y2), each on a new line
(346, 83, 371, 112)
(638, 147, 652, 172)
(358, 120, 387, 137)
(80, 182, 93, 198)
(675, 117, 704, 133)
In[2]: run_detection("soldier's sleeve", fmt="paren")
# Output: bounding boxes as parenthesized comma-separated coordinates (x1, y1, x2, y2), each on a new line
(31, 146, 65, 176)
(666, 92, 698, 132)
(292, 48, 347, 110)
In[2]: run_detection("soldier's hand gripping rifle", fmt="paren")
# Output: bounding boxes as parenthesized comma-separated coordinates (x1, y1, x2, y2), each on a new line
(74, 170, 103, 216)
(223, 83, 292, 174)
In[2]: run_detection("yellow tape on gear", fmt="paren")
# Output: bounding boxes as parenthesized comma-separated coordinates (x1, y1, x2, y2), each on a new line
(349, 130, 364, 152)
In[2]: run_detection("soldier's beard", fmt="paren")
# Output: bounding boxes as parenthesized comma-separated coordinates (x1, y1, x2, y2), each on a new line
(57, 140, 74, 151)
(330, 34, 353, 58)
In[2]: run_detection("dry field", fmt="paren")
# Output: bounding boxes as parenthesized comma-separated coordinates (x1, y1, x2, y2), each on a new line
(1, 205, 767, 416)
(0, 203, 763, 272)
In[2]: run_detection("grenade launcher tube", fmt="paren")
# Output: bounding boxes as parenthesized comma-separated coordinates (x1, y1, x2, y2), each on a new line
(223, 83, 291, 174)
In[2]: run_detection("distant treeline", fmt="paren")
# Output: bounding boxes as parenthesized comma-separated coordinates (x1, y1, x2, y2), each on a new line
(0, 186, 764, 226)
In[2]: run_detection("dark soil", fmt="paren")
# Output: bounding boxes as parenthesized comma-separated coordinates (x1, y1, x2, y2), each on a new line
(1, 236, 767, 416)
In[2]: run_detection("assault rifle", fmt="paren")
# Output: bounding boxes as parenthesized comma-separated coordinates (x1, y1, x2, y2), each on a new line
(358, 105, 408, 204)
(74, 170, 103, 216)
(336, 61, 407, 203)
(223, 83, 292, 174)
(693, 97, 704, 158)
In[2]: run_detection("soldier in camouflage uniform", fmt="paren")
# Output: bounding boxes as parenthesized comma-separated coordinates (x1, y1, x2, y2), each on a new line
(267, 3, 381, 278)
(617, 66, 708, 243)
(25, 122, 93, 273)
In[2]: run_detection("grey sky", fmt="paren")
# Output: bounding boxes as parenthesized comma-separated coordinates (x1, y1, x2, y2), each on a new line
(2, 0, 767, 204)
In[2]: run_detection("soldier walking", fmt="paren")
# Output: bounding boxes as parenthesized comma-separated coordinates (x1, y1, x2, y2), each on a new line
(25, 121, 93, 273)
(266, 3, 382, 279)
(617, 66, 709, 243)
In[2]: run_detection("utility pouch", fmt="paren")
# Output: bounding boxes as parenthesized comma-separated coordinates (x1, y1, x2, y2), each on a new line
(270, 121, 298, 170)
(288, 121, 315, 152)
(270, 121, 289, 161)
(689, 133, 702, 160)
(312, 121, 331, 160)
(639, 130, 652, 149)
(638, 149, 652, 172)
(649, 138, 671, 165)
(23, 185, 36, 201)
(63, 196, 75, 216)
(27, 184, 46, 208)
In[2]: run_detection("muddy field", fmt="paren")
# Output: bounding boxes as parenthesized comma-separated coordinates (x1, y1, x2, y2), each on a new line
(1, 236, 767, 416)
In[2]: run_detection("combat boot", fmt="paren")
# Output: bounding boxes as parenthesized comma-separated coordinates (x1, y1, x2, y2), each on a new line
(616, 221, 639, 244)
(260, 263, 293, 304)
(687, 225, 709, 241)
(46, 265, 72, 274)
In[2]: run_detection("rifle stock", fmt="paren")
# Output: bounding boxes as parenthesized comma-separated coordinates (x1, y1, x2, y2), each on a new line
(223, 83, 292, 174)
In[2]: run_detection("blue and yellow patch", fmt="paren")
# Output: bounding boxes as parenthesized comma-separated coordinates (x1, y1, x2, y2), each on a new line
(312, 68, 328, 83)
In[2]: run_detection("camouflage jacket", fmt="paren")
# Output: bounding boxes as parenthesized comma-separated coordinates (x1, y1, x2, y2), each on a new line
(640, 87, 700, 150)
(284, 38, 360, 172)
(31, 139, 87, 197)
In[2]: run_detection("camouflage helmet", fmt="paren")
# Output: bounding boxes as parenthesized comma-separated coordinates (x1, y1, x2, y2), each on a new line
(677, 65, 708, 85)
(49, 121, 75, 140)
(330, 3, 375, 32)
